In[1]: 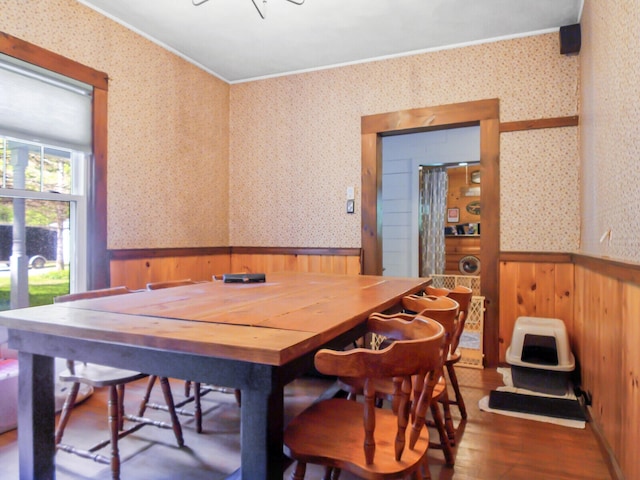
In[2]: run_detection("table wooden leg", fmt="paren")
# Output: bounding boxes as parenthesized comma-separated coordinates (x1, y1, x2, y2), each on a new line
(18, 352, 55, 480)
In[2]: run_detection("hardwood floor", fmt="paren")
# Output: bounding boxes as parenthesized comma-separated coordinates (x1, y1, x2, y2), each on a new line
(0, 368, 612, 479)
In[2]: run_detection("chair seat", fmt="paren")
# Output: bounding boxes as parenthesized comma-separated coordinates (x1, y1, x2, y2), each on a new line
(59, 363, 148, 387)
(284, 398, 430, 478)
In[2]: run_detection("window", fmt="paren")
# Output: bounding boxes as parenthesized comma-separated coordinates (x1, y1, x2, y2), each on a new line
(0, 137, 88, 309)
(0, 32, 109, 301)
(0, 53, 92, 308)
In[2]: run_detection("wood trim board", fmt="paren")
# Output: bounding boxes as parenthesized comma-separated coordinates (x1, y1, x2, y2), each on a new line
(500, 115, 579, 133)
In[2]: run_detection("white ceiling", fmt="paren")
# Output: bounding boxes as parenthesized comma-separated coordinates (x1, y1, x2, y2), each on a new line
(76, 0, 583, 84)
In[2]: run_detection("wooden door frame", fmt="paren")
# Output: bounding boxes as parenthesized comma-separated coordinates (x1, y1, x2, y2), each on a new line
(361, 98, 500, 366)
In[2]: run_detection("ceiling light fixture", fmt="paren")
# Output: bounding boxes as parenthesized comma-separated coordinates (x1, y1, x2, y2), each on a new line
(192, 0, 305, 20)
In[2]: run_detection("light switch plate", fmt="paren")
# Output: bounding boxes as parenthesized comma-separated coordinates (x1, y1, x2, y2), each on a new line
(346, 186, 355, 200)
(346, 199, 355, 213)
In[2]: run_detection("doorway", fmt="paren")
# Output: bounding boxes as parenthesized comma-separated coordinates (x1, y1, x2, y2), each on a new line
(438, 162, 482, 276)
(360, 98, 500, 366)
(380, 127, 480, 278)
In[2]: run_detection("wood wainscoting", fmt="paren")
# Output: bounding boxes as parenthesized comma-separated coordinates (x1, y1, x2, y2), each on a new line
(498, 252, 574, 363)
(230, 247, 362, 276)
(500, 251, 640, 480)
(109, 247, 232, 289)
(109, 247, 362, 290)
(573, 255, 640, 480)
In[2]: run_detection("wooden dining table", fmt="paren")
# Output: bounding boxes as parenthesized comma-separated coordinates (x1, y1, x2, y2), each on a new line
(0, 271, 429, 480)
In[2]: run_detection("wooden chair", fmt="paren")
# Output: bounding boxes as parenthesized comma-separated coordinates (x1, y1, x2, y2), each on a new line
(145, 279, 201, 290)
(340, 295, 460, 466)
(284, 315, 445, 480)
(142, 279, 241, 433)
(398, 294, 461, 450)
(425, 285, 473, 420)
(54, 285, 137, 301)
(54, 287, 184, 480)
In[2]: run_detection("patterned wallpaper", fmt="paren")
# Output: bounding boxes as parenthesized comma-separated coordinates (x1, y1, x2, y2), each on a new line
(500, 128, 580, 252)
(0, 0, 230, 249)
(229, 33, 580, 249)
(580, 0, 640, 263)
(1, 1, 584, 253)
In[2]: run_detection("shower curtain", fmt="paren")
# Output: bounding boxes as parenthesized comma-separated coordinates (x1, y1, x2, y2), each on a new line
(420, 167, 448, 277)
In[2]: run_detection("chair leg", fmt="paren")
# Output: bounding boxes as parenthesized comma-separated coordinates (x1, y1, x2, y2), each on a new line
(234, 388, 242, 407)
(117, 384, 125, 431)
(421, 459, 432, 479)
(429, 401, 454, 466)
(138, 375, 157, 417)
(55, 381, 81, 444)
(108, 385, 122, 480)
(184, 380, 192, 397)
(291, 461, 306, 480)
(330, 467, 341, 479)
(159, 377, 185, 447)
(446, 363, 467, 419)
(440, 388, 456, 445)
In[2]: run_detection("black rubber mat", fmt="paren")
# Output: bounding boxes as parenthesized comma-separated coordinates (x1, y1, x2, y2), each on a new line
(488, 390, 586, 421)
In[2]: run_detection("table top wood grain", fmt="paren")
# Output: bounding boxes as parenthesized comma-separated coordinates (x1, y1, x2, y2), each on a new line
(0, 272, 429, 366)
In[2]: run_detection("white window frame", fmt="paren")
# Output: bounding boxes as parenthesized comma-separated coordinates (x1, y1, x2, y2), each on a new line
(0, 136, 88, 297)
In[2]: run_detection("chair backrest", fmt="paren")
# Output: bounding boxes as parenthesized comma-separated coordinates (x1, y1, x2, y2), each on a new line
(314, 316, 445, 464)
(425, 285, 473, 353)
(146, 279, 198, 290)
(54, 286, 135, 303)
(401, 294, 459, 348)
(401, 293, 458, 316)
(368, 295, 458, 356)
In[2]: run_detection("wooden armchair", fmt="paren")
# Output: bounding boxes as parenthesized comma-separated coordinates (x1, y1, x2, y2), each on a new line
(142, 279, 241, 433)
(284, 315, 445, 480)
(340, 295, 460, 466)
(425, 285, 473, 419)
(53, 287, 184, 480)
